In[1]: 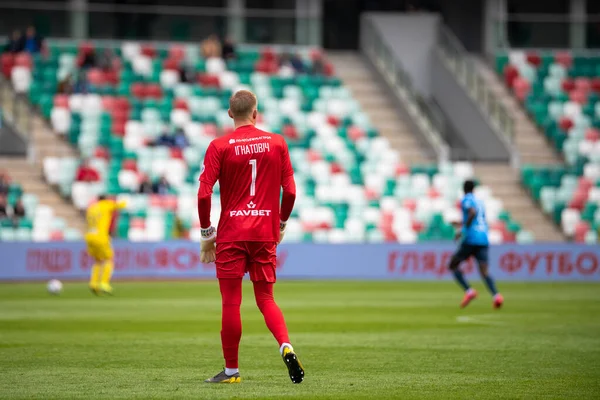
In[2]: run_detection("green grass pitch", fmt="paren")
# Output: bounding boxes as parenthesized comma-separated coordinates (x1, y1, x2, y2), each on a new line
(1, 281, 599, 399)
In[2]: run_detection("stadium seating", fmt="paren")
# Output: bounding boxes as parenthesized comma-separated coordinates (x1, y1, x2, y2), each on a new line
(497, 51, 600, 242)
(0, 180, 82, 241)
(28, 42, 529, 243)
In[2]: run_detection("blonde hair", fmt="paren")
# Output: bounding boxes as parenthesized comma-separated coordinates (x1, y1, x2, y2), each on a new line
(229, 90, 257, 119)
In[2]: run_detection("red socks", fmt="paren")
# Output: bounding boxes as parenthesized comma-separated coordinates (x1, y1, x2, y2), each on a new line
(218, 279, 291, 369)
(219, 278, 243, 369)
(253, 280, 290, 346)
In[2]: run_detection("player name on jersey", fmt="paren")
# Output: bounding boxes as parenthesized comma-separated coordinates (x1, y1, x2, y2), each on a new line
(234, 142, 270, 156)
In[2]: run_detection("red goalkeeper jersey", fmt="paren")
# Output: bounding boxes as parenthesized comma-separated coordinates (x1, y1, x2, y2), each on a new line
(198, 124, 296, 243)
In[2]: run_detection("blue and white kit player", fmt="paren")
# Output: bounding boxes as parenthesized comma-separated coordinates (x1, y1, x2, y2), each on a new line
(449, 180, 504, 309)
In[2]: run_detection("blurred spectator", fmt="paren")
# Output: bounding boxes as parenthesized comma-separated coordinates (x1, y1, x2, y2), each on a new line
(0, 171, 9, 195)
(311, 55, 326, 75)
(153, 176, 171, 195)
(0, 195, 7, 219)
(222, 37, 236, 60)
(201, 34, 221, 58)
(153, 129, 176, 147)
(4, 30, 24, 53)
(173, 128, 189, 149)
(81, 49, 97, 69)
(23, 26, 43, 54)
(75, 160, 100, 182)
(13, 198, 25, 218)
(73, 71, 90, 94)
(138, 175, 153, 194)
(98, 49, 116, 71)
(57, 74, 73, 94)
(178, 64, 195, 83)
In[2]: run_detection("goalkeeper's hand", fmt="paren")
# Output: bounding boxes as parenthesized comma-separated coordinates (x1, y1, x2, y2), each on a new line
(278, 220, 287, 245)
(200, 226, 216, 264)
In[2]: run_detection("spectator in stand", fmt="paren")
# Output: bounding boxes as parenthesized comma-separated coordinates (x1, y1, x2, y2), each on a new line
(221, 37, 236, 60)
(11, 197, 26, 227)
(75, 160, 100, 182)
(311, 54, 325, 75)
(57, 73, 73, 94)
(73, 71, 91, 94)
(4, 30, 24, 53)
(98, 49, 115, 71)
(152, 129, 176, 147)
(81, 49, 97, 69)
(152, 176, 171, 195)
(201, 34, 221, 58)
(138, 175, 153, 194)
(173, 128, 189, 149)
(23, 26, 43, 54)
(0, 195, 7, 219)
(0, 171, 9, 195)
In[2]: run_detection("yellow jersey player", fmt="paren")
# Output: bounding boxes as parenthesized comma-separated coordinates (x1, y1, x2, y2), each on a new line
(85, 195, 126, 294)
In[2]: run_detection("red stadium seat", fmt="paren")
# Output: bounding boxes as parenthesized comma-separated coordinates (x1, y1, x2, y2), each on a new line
(306, 149, 321, 162)
(282, 125, 298, 140)
(221, 126, 235, 136)
(94, 147, 110, 160)
(262, 47, 276, 62)
(347, 126, 365, 141)
(395, 162, 409, 176)
(50, 231, 65, 241)
(204, 124, 218, 138)
(561, 78, 575, 92)
(0, 53, 14, 77)
(114, 97, 130, 110)
(403, 198, 417, 212)
(411, 220, 424, 232)
(170, 148, 183, 159)
(111, 121, 126, 136)
(575, 77, 591, 92)
(198, 74, 220, 87)
(130, 218, 146, 229)
(173, 98, 188, 110)
(558, 117, 574, 132)
(163, 58, 179, 71)
(101, 96, 116, 112)
(87, 68, 105, 85)
(326, 115, 340, 127)
(591, 78, 600, 93)
(585, 128, 600, 141)
(122, 159, 138, 171)
(323, 62, 335, 76)
(428, 187, 441, 198)
(79, 42, 94, 55)
(330, 162, 344, 174)
(503, 64, 519, 88)
(131, 82, 146, 99)
(146, 84, 163, 99)
(526, 52, 541, 67)
(14, 52, 32, 69)
(512, 77, 530, 101)
(568, 191, 587, 210)
(169, 45, 186, 61)
(141, 45, 156, 58)
(555, 51, 572, 67)
(570, 90, 588, 104)
(574, 221, 590, 243)
(53, 95, 69, 108)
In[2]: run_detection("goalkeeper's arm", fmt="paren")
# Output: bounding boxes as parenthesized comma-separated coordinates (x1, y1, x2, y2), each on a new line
(197, 182, 216, 263)
(279, 174, 296, 244)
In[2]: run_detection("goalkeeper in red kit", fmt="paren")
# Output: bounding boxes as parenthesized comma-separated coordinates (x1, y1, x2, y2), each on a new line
(198, 90, 304, 384)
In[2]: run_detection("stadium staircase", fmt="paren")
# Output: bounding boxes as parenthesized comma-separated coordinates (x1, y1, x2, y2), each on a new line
(328, 52, 431, 165)
(471, 60, 565, 241)
(475, 59, 562, 165)
(473, 163, 563, 241)
(0, 77, 86, 234)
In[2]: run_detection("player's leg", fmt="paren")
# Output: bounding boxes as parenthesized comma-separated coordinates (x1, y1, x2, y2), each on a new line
(475, 246, 503, 308)
(449, 244, 477, 308)
(205, 243, 245, 384)
(249, 242, 304, 384)
(85, 234, 102, 294)
(98, 238, 114, 294)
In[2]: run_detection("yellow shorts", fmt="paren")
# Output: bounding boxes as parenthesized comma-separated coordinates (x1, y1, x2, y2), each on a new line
(84, 233, 113, 261)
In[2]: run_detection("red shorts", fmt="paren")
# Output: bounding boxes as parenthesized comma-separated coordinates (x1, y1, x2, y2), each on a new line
(215, 241, 278, 282)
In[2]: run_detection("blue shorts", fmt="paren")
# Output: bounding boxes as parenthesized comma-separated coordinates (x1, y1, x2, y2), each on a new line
(452, 243, 489, 264)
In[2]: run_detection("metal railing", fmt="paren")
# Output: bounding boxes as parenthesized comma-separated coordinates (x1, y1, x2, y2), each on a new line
(361, 17, 449, 164)
(0, 76, 33, 147)
(437, 25, 517, 166)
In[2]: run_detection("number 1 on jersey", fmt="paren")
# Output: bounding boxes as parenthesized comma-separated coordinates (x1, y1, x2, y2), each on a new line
(249, 159, 257, 196)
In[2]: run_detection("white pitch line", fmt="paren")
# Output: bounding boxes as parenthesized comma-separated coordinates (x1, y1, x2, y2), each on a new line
(456, 315, 507, 326)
